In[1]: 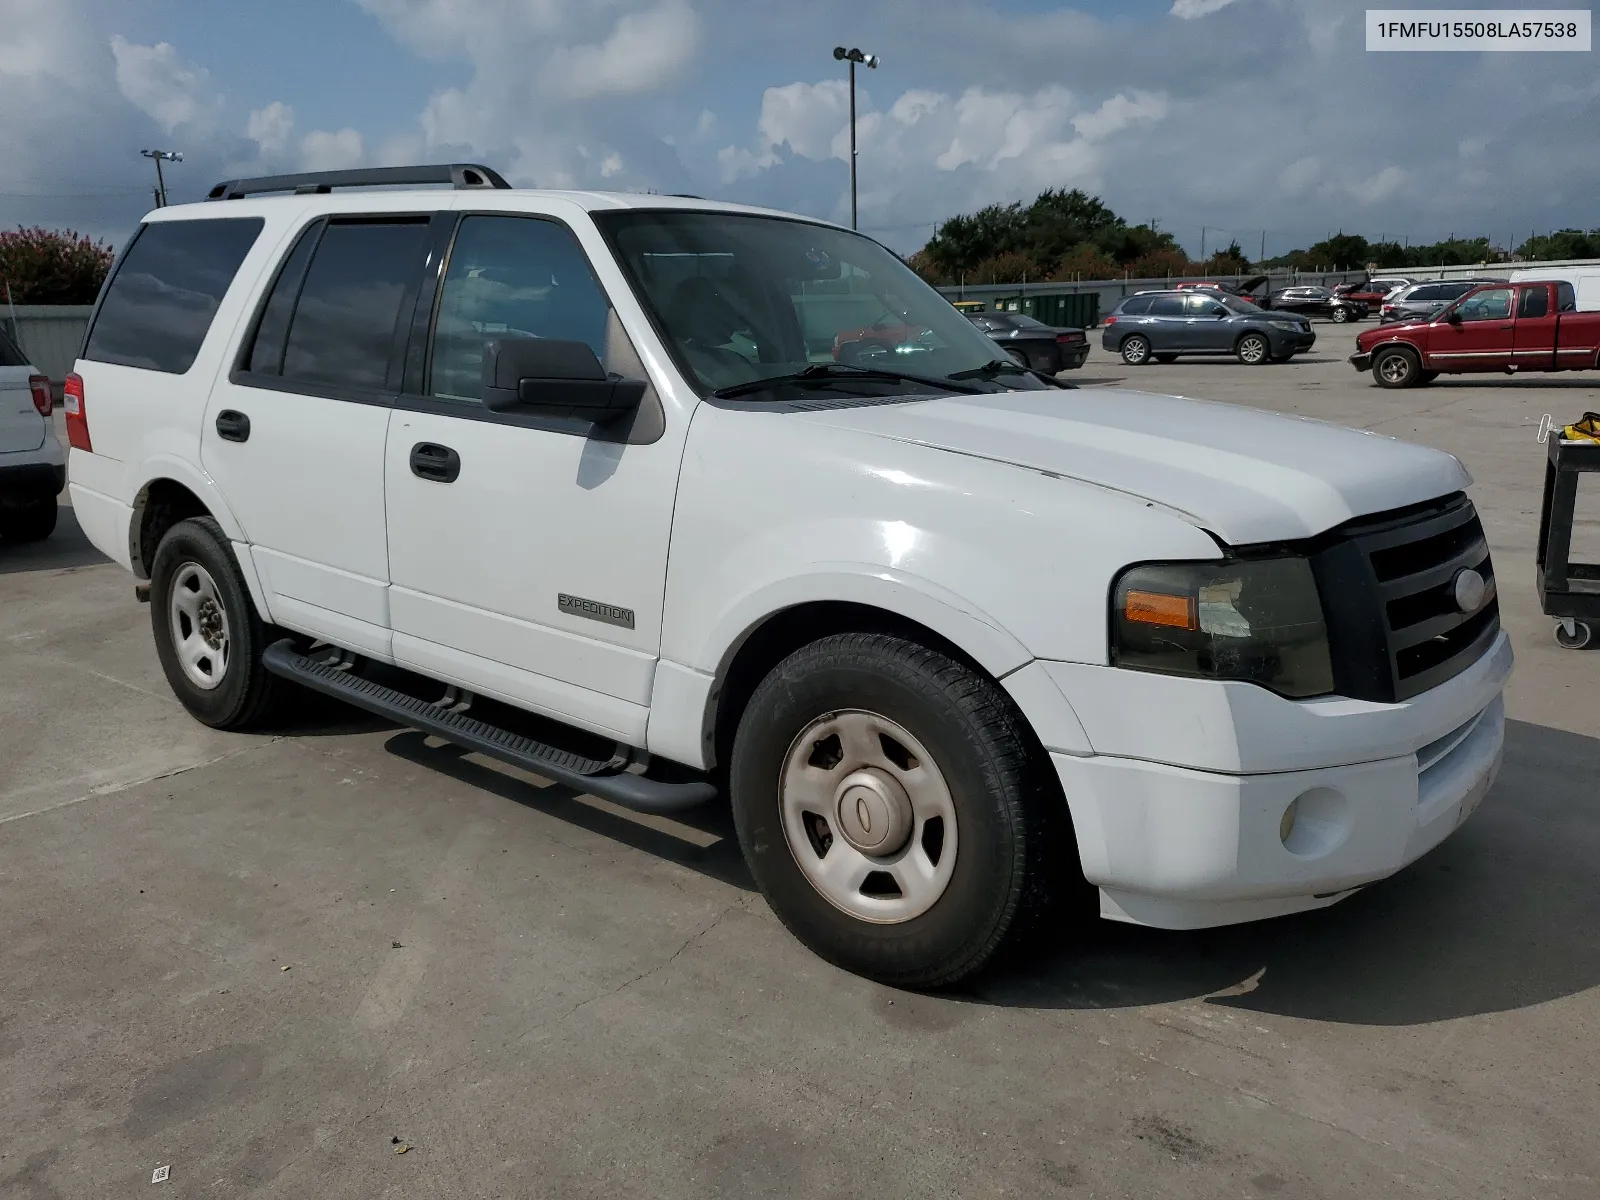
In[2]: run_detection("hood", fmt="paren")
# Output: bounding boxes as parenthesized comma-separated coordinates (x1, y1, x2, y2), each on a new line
(798, 387, 1470, 545)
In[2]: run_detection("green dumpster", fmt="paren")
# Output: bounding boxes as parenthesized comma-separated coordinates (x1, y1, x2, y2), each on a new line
(996, 292, 1100, 329)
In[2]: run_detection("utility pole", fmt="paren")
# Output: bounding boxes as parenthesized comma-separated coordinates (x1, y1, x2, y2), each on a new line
(140, 148, 183, 208)
(832, 47, 878, 230)
(1199, 226, 1207, 262)
(1260, 230, 1266, 264)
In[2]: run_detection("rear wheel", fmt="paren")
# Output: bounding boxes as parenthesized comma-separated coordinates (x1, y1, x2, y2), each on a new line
(1120, 335, 1151, 365)
(1236, 333, 1270, 365)
(150, 516, 290, 729)
(1154, 353, 1179, 364)
(1373, 346, 1421, 389)
(1331, 306, 1352, 323)
(0, 496, 58, 543)
(729, 632, 1062, 988)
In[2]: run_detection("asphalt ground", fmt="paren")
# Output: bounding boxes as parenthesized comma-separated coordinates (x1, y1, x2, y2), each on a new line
(2, 324, 1596, 1198)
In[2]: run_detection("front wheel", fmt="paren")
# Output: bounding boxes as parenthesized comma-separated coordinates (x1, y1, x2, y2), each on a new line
(1236, 333, 1270, 365)
(0, 496, 58, 543)
(1120, 335, 1151, 365)
(150, 516, 290, 729)
(1373, 347, 1421, 389)
(1331, 306, 1352, 323)
(729, 632, 1060, 988)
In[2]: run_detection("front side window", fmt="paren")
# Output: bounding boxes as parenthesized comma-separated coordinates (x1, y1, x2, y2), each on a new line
(280, 219, 431, 391)
(1456, 288, 1513, 322)
(429, 215, 613, 403)
(84, 217, 263, 374)
(596, 210, 1054, 395)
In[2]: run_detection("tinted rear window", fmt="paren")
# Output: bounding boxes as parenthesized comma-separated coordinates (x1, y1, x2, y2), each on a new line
(1408, 285, 1450, 301)
(0, 326, 27, 367)
(280, 219, 430, 392)
(1118, 296, 1152, 315)
(84, 218, 264, 374)
(1148, 296, 1186, 316)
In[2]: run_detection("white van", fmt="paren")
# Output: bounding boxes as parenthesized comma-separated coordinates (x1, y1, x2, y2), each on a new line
(1509, 266, 1600, 310)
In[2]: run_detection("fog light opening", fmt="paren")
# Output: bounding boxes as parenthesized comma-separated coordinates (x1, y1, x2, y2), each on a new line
(1279, 787, 1353, 859)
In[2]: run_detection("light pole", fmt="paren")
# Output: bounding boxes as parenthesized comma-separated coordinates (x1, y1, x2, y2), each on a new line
(140, 149, 183, 208)
(832, 46, 878, 230)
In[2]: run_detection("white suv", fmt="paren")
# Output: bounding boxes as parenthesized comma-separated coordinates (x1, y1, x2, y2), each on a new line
(67, 165, 1512, 986)
(0, 324, 64, 543)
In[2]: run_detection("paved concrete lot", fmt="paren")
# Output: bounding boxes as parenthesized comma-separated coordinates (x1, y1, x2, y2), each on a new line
(3, 327, 1597, 1198)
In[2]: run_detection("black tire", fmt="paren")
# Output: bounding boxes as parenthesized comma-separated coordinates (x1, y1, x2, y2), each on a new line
(1120, 335, 1151, 365)
(0, 496, 58, 543)
(1006, 348, 1031, 368)
(149, 516, 289, 729)
(729, 632, 1063, 989)
(1235, 332, 1270, 365)
(1373, 346, 1421, 389)
(1154, 353, 1179, 364)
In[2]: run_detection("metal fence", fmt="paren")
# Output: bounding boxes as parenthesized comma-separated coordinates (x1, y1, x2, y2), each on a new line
(3, 305, 93, 393)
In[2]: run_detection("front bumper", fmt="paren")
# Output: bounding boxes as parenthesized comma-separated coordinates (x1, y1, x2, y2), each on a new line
(1035, 631, 1512, 930)
(1052, 696, 1503, 929)
(1266, 326, 1316, 354)
(1349, 351, 1373, 372)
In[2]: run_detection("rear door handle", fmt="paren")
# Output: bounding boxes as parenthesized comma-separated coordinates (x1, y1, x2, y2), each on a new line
(215, 410, 250, 442)
(409, 442, 460, 483)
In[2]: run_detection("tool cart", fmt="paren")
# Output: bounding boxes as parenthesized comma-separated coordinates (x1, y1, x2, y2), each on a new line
(1536, 427, 1600, 649)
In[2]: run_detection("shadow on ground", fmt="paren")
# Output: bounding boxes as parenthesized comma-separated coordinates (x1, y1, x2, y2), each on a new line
(0, 504, 108, 576)
(968, 718, 1600, 1025)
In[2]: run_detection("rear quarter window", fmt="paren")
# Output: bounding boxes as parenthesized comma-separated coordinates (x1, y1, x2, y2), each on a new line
(0, 326, 27, 367)
(1118, 296, 1152, 315)
(84, 217, 264, 374)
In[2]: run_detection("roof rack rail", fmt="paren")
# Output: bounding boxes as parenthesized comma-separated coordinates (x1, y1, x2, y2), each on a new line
(206, 163, 510, 201)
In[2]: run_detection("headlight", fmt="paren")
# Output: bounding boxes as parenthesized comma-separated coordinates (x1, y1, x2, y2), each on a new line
(1111, 558, 1334, 698)
(1268, 320, 1300, 331)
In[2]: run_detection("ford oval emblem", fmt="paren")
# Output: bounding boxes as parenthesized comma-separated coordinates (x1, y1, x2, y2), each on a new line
(1452, 568, 1488, 614)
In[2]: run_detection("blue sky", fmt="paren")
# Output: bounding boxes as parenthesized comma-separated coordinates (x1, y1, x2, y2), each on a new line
(3, 0, 1597, 257)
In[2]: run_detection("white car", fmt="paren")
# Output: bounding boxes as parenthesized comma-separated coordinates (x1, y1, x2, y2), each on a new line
(0, 324, 64, 542)
(66, 165, 1511, 987)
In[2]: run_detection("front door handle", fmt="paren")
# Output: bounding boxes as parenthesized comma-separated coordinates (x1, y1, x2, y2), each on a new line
(215, 410, 250, 442)
(410, 442, 460, 483)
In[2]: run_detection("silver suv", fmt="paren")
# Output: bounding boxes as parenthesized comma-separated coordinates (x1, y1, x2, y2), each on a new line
(0, 324, 65, 543)
(1380, 279, 1503, 325)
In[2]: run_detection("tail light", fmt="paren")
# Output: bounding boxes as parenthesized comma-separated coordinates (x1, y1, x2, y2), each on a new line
(63, 372, 91, 452)
(28, 374, 52, 417)
(1056, 332, 1085, 344)
(1104, 314, 1119, 326)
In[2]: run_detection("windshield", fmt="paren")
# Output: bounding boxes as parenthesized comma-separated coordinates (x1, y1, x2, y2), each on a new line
(596, 210, 1052, 396)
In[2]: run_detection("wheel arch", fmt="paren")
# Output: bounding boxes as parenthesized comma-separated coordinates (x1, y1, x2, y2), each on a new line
(130, 464, 274, 622)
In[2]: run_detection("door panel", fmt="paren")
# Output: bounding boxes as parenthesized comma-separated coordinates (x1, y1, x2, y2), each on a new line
(383, 213, 680, 740)
(1426, 287, 1514, 367)
(202, 215, 436, 652)
(1513, 286, 1556, 366)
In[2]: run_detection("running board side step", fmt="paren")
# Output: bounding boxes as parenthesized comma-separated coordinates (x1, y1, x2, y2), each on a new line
(262, 639, 715, 814)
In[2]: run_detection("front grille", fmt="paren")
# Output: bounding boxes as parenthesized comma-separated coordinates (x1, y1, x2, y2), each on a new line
(1309, 493, 1499, 702)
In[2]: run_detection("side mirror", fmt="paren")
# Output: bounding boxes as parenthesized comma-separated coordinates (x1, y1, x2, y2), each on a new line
(1444, 309, 1461, 325)
(1211, 306, 1229, 318)
(482, 338, 647, 423)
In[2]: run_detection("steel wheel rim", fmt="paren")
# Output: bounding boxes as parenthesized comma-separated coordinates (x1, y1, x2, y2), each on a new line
(1123, 338, 1148, 363)
(169, 562, 230, 691)
(1332, 307, 1350, 322)
(779, 709, 958, 924)
(1378, 353, 1410, 383)
(1240, 336, 1266, 363)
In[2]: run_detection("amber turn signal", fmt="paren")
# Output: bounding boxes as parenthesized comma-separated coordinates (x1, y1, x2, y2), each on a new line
(1123, 589, 1196, 630)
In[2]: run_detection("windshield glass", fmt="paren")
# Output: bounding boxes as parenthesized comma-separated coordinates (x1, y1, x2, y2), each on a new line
(596, 210, 1050, 395)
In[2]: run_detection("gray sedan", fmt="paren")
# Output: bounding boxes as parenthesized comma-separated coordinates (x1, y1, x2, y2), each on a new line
(1101, 290, 1316, 365)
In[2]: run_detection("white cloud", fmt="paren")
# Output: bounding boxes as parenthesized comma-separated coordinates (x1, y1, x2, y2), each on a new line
(247, 101, 294, 156)
(1278, 155, 1321, 197)
(541, 2, 698, 100)
(1354, 165, 1407, 204)
(301, 128, 365, 171)
(1171, 0, 1242, 18)
(1071, 90, 1168, 141)
(109, 35, 216, 133)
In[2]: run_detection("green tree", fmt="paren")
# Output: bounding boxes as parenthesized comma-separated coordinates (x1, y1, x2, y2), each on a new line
(1304, 232, 1371, 271)
(0, 227, 114, 304)
(1516, 229, 1600, 260)
(923, 203, 1027, 277)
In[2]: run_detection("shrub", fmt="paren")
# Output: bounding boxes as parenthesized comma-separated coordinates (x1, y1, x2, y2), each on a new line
(0, 227, 115, 304)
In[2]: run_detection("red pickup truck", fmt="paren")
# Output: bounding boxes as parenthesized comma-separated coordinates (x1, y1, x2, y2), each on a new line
(1351, 280, 1600, 388)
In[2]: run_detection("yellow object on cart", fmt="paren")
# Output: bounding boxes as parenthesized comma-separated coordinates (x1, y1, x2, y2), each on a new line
(1561, 412, 1600, 442)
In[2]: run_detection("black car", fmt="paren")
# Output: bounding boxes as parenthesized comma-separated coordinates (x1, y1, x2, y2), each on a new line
(965, 311, 1088, 372)
(1101, 290, 1315, 365)
(1378, 278, 1504, 324)
(1263, 286, 1368, 323)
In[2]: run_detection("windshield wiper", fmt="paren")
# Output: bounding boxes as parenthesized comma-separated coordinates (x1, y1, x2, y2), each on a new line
(711, 362, 985, 400)
(947, 358, 1076, 388)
